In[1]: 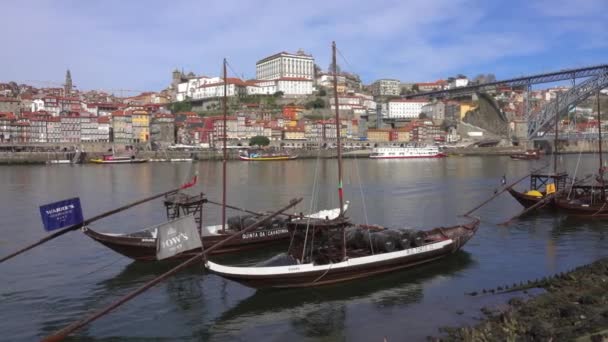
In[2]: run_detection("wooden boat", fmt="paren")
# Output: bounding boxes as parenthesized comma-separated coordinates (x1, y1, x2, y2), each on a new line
(507, 172, 568, 208)
(510, 149, 541, 160)
(90, 154, 148, 164)
(82, 192, 348, 261)
(552, 91, 608, 218)
(239, 151, 298, 161)
(205, 217, 479, 288)
(204, 42, 480, 289)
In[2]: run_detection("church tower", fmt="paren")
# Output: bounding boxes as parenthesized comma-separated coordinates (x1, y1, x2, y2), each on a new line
(64, 69, 73, 96)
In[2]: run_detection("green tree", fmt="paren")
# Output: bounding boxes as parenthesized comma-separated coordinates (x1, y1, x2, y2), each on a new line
(418, 112, 429, 119)
(170, 101, 192, 113)
(318, 88, 327, 97)
(249, 135, 270, 147)
(412, 84, 420, 93)
(305, 98, 325, 109)
(274, 91, 284, 97)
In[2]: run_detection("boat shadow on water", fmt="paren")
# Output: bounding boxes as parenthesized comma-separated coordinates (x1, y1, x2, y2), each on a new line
(205, 251, 475, 338)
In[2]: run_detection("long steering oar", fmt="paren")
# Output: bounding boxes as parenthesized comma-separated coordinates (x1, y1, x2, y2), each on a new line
(461, 163, 549, 217)
(42, 197, 302, 342)
(0, 178, 197, 264)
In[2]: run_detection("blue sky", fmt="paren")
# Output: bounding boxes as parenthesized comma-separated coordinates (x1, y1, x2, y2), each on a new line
(1, 0, 606, 94)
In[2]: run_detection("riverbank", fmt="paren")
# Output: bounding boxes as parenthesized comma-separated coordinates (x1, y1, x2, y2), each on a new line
(438, 257, 608, 341)
(0, 149, 370, 164)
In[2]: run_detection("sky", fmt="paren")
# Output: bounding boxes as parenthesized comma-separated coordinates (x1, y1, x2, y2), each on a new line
(1, 0, 606, 94)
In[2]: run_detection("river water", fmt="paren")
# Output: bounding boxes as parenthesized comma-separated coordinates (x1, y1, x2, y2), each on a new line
(1, 155, 607, 341)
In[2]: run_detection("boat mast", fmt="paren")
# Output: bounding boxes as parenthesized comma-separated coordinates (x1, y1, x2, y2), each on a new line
(222, 58, 228, 232)
(598, 89, 605, 200)
(553, 93, 559, 176)
(332, 41, 344, 217)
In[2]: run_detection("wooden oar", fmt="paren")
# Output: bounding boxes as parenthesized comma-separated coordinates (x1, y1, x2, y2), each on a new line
(462, 163, 549, 217)
(41, 197, 302, 342)
(0, 182, 196, 264)
(498, 191, 561, 226)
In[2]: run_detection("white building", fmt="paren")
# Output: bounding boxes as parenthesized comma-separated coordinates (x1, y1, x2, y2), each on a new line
(276, 77, 313, 96)
(255, 50, 314, 81)
(447, 76, 469, 89)
(371, 79, 400, 96)
(192, 78, 247, 100)
(388, 99, 430, 118)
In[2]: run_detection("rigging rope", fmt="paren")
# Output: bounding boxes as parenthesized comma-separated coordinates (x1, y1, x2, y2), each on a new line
(353, 153, 373, 254)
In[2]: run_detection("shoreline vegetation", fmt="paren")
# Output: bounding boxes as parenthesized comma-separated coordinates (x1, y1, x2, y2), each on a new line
(436, 257, 608, 341)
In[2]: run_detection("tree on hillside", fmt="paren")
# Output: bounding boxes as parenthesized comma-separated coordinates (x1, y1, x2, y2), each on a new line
(305, 98, 325, 109)
(273, 91, 284, 98)
(418, 112, 429, 119)
(249, 135, 270, 147)
(171, 101, 192, 113)
(412, 84, 420, 93)
(318, 88, 327, 97)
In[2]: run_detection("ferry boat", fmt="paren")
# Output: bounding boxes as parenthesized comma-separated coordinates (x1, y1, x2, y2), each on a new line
(369, 146, 446, 159)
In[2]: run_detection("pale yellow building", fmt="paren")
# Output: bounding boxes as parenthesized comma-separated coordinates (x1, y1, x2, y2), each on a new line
(367, 129, 390, 142)
(131, 110, 150, 142)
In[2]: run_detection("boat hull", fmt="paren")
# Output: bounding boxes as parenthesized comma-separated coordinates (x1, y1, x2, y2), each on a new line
(205, 220, 479, 289)
(82, 226, 291, 262)
(507, 188, 547, 208)
(90, 159, 148, 164)
(370, 153, 446, 159)
(239, 155, 298, 161)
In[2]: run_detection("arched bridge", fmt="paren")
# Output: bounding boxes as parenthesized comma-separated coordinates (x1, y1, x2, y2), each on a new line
(405, 64, 608, 140)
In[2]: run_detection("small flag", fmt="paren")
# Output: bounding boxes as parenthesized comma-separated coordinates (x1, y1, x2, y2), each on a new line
(546, 183, 556, 194)
(180, 170, 199, 189)
(501, 175, 507, 186)
(338, 180, 344, 200)
(156, 215, 202, 260)
(39, 198, 84, 231)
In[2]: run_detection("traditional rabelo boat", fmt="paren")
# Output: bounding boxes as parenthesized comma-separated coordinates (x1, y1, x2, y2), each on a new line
(507, 172, 568, 208)
(83, 60, 343, 261)
(204, 42, 480, 289)
(554, 90, 608, 217)
(238, 150, 298, 161)
(83, 192, 346, 261)
(509, 149, 541, 160)
(508, 93, 569, 209)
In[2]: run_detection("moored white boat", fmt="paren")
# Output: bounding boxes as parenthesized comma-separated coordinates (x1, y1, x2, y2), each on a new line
(369, 146, 446, 159)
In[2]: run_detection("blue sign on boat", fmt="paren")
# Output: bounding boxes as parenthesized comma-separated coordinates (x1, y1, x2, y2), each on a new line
(39, 198, 84, 231)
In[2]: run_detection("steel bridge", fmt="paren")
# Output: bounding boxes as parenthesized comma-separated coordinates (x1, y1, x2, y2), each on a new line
(405, 64, 608, 140)
(406, 64, 608, 99)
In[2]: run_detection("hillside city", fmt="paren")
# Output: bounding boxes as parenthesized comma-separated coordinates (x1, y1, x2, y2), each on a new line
(0, 50, 605, 151)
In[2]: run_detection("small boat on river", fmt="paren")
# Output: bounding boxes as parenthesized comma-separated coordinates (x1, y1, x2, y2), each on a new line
(90, 154, 148, 164)
(510, 149, 541, 160)
(239, 151, 298, 161)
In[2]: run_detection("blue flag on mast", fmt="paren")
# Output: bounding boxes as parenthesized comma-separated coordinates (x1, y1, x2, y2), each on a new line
(39, 198, 84, 231)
